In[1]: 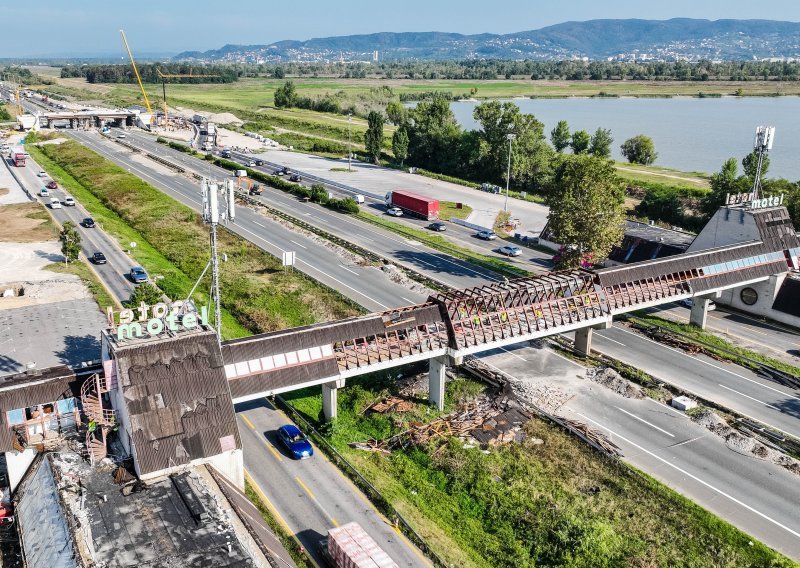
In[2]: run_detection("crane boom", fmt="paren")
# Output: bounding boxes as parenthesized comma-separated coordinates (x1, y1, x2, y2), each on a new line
(119, 29, 152, 114)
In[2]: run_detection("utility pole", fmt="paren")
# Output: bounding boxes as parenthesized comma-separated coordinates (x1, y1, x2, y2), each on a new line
(347, 114, 352, 172)
(200, 178, 235, 345)
(750, 126, 775, 202)
(504, 133, 516, 212)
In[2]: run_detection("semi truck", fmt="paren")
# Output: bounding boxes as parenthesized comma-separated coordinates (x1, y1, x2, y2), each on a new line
(384, 190, 439, 220)
(319, 522, 397, 568)
(11, 146, 26, 167)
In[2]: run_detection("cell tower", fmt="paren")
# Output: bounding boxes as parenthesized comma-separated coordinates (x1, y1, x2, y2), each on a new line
(200, 178, 236, 344)
(751, 126, 775, 202)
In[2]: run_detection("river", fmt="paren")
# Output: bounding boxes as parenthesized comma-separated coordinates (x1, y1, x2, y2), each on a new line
(447, 96, 800, 180)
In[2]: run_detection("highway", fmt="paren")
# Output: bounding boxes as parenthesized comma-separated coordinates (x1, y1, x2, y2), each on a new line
(591, 325, 800, 440)
(480, 343, 800, 558)
(61, 126, 800, 559)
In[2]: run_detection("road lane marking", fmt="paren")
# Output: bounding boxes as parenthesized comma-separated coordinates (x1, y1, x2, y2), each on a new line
(245, 469, 320, 568)
(573, 412, 800, 540)
(401, 297, 416, 305)
(295, 476, 339, 527)
(239, 414, 284, 461)
(614, 327, 800, 401)
(615, 406, 675, 437)
(295, 476, 317, 499)
(253, 221, 265, 228)
(499, 346, 527, 362)
(598, 334, 625, 347)
(241, 415, 255, 429)
(667, 435, 704, 448)
(717, 384, 780, 411)
(340, 265, 358, 275)
(290, 240, 307, 249)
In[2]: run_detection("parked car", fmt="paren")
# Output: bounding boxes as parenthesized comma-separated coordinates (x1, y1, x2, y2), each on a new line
(499, 245, 522, 257)
(91, 252, 107, 265)
(427, 222, 447, 232)
(63, 196, 75, 206)
(476, 230, 498, 240)
(386, 207, 403, 217)
(276, 424, 313, 459)
(46, 180, 57, 189)
(82, 218, 96, 228)
(680, 298, 717, 311)
(40, 188, 50, 197)
(49, 198, 62, 209)
(289, 173, 302, 182)
(129, 266, 148, 283)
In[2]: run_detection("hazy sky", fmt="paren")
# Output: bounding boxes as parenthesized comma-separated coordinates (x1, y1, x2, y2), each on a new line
(3, 0, 800, 57)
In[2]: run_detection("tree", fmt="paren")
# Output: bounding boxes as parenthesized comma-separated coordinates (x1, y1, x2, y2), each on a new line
(406, 92, 462, 172)
(272, 67, 285, 79)
(570, 130, 591, 154)
(588, 128, 613, 158)
(742, 150, 770, 180)
(620, 134, 657, 165)
(364, 111, 384, 164)
(545, 155, 625, 269)
(701, 157, 749, 217)
(386, 100, 407, 126)
(550, 120, 570, 152)
(392, 128, 409, 166)
(126, 283, 163, 307)
(273, 80, 297, 108)
(59, 221, 80, 264)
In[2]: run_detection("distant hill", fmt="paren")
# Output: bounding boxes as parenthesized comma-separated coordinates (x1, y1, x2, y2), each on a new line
(175, 18, 800, 63)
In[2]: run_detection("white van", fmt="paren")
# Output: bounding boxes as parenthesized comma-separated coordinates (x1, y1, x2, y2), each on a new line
(353, 194, 365, 204)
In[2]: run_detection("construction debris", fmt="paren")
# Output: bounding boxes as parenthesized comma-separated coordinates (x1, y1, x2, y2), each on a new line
(587, 367, 646, 399)
(557, 417, 622, 456)
(363, 396, 416, 414)
(629, 322, 725, 361)
(470, 408, 531, 447)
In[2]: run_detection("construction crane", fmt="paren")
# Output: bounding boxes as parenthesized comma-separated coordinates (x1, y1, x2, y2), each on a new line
(156, 68, 219, 124)
(119, 29, 153, 124)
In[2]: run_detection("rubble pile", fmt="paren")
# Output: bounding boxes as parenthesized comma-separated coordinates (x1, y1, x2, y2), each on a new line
(587, 367, 646, 399)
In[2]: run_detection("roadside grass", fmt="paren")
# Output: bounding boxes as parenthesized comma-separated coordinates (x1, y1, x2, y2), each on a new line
(629, 312, 800, 377)
(28, 140, 360, 338)
(355, 211, 531, 279)
(45, 261, 117, 311)
(281, 372, 795, 568)
(438, 201, 472, 221)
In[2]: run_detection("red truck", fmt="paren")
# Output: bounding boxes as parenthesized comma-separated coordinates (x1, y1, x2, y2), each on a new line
(385, 190, 439, 220)
(11, 146, 26, 167)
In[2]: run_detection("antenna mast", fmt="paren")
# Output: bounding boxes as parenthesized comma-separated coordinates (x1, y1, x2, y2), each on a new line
(751, 126, 775, 202)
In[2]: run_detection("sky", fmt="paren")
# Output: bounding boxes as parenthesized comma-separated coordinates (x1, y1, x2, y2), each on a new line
(3, 0, 800, 58)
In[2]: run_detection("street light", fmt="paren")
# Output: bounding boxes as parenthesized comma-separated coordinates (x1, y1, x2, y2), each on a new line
(347, 114, 352, 172)
(504, 133, 516, 212)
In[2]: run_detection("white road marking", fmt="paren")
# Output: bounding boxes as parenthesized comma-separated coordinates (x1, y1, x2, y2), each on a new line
(598, 335, 626, 347)
(400, 297, 416, 305)
(717, 384, 780, 411)
(668, 435, 704, 448)
(613, 327, 800, 401)
(498, 346, 527, 362)
(290, 240, 307, 249)
(340, 265, 358, 275)
(615, 406, 675, 437)
(253, 221, 265, 228)
(573, 411, 800, 540)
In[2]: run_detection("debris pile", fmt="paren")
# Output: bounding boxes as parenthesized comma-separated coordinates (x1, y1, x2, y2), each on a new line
(629, 322, 724, 361)
(558, 417, 622, 456)
(363, 396, 415, 415)
(587, 367, 645, 399)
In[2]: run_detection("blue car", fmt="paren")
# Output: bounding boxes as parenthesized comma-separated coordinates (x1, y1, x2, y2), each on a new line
(129, 267, 148, 283)
(277, 424, 313, 459)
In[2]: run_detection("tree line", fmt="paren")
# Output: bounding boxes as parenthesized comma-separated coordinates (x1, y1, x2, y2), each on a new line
(60, 63, 240, 84)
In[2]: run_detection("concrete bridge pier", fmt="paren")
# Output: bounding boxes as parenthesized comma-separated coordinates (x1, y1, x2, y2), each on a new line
(689, 292, 721, 329)
(429, 354, 462, 411)
(322, 378, 346, 421)
(575, 320, 613, 357)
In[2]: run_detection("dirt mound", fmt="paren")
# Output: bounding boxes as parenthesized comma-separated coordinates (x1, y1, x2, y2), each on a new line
(587, 368, 645, 399)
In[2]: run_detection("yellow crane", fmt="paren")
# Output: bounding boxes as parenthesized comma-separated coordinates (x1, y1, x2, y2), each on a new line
(119, 29, 153, 123)
(156, 68, 219, 124)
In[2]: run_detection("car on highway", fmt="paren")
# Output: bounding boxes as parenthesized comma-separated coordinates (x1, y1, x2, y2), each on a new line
(37, 170, 47, 178)
(273, 166, 289, 176)
(289, 173, 302, 182)
(247, 161, 256, 167)
(91, 252, 107, 265)
(681, 298, 717, 311)
(81, 218, 96, 228)
(386, 206, 403, 217)
(129, 266, 148, 283)
(499, 245, 522, 257)
(117, 133, 126, 139)
(63, 196, 75, 206)
(254, 159, 264, 166)
(46, 180, 58, 189)
(40, 188, 50, 197)
(476, 230, 498, 240)
(276, 424, 313, 459)
(49, 198, 62, 209)
(427, 222, 447, 232)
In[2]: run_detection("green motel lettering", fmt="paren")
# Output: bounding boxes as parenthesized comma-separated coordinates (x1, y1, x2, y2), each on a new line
(107, 301, 210, 341)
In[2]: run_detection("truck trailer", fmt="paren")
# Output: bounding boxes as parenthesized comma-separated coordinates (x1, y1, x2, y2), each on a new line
(11, 146, 26, 167)
(320, 522, 397, 568)
(384, 190, 439, 220)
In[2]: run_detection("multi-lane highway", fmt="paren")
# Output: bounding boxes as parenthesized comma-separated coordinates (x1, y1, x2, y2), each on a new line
(58, 126, 800, 559)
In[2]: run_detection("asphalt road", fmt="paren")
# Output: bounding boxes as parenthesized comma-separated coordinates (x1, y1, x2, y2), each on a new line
(590, 325, 800, 440)
(236, 398, 429, 567)
(480, 343, 800, 559)
(15, 153, 136, 302)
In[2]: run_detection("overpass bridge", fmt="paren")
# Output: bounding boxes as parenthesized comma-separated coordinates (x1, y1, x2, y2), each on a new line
(220, 206, 800, 419)
(28, 109, 137, 129)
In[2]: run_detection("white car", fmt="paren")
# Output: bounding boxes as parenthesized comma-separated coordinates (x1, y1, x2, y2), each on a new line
(386, 207, 403, 217)
(681, 299, 717, 311)
(40, 188, 50, 197)
(499, 245, 522, 257)
(63, 196, 76, 206)
(37, 170, 47, 178)
(476, 230, 498, 240)
(50, 198, 62, 209)
(117, 133, 126, 139)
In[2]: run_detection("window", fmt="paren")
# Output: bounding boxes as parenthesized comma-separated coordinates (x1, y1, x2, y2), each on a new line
(740, 287, 759, 306)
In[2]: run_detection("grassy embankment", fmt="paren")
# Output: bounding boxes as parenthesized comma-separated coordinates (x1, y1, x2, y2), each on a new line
(281, 372, 795, 568)
(27, 140, 361, 339)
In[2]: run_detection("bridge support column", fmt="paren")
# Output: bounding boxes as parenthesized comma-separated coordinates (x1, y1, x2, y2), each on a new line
(689, 292, 720, 330)
(574, 320, 612, 357)
(322, 378, 345, 422)
(429, 355, 450, 410)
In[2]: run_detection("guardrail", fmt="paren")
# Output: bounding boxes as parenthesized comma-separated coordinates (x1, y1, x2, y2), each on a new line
(274, 395, 450, 568)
